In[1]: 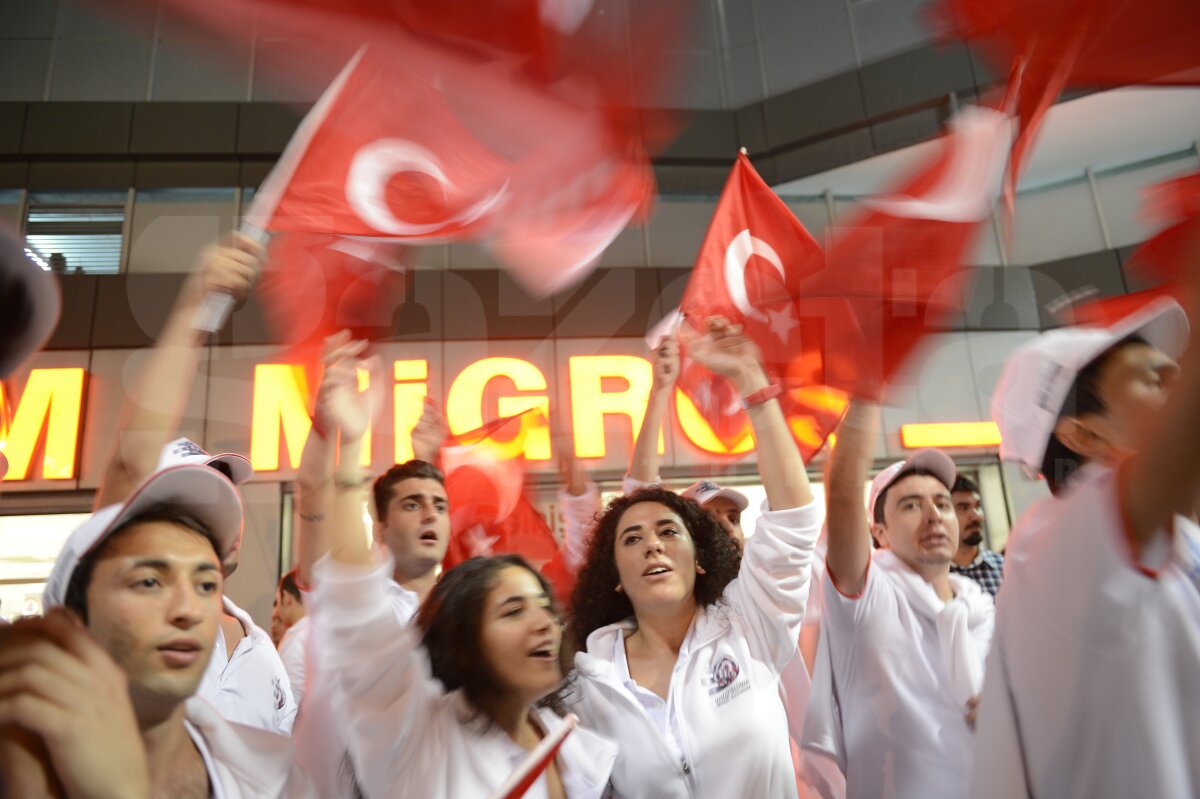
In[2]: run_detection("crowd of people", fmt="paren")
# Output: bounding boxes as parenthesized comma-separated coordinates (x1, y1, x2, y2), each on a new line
(0, 230, 1197, 799)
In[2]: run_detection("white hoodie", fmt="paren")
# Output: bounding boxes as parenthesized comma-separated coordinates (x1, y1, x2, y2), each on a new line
(308, 554, 619, 799)
(567, 499, 822, 799)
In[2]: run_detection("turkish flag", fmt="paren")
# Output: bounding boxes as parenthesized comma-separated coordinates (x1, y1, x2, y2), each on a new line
(258, 232, 411, 359)
(676, 153, 844, 458)
(440, 411, 575, 606)
(805, 105, 1010, 398)
(247, 49, 512, 241)
(935, 0, 1200, 209)
(800, 105, 1008, 398)
(245, 46, 655, 297)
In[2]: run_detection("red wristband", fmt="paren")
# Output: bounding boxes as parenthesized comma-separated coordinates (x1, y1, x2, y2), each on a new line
(740, 383, 783, 409)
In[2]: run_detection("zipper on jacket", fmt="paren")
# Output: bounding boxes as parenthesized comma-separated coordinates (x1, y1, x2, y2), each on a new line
(680, 758, 690, 775)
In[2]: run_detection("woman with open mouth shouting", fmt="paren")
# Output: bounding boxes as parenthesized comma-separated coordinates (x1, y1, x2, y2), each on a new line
(299, 333, 618, 799)
(565, 317, 823, 799)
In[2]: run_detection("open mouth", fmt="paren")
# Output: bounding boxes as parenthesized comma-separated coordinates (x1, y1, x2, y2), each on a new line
(419, 530, 439, 543)
(528, 644, 558, 661)
(643, 564, 672, 577)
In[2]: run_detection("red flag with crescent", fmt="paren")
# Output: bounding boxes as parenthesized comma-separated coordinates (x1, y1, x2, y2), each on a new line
(440, 411, 575, 606)
(676, 153, 845, 458)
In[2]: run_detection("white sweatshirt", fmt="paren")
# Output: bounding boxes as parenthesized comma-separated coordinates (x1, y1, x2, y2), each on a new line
(198, 596, 298, 735)
(308, 554, 619, 799)
(568, 499, 822, 799)
(972, 464, 1200, 799)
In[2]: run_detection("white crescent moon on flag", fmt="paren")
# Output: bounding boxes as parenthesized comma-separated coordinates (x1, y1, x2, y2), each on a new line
(346, 139, 507, 237)
(724, 228, 785, 321)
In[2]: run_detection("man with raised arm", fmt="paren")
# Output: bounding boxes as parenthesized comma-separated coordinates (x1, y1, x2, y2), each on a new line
(976, 257, 1200, 797)
(92, 234, 296, 736)
(803, 399, 994, 798)
(292, 334, 451, 797)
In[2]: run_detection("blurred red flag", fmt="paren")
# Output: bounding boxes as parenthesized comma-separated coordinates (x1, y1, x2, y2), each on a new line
(441, 411, 575, 605)
(1068, 169, 1200, 325)
(936, 0, 1200, 209)
(258, 232, 411, 359)
(676, 153, 845, 458)
(805, 105, 1010, 399)
(245, 46, 655, 298)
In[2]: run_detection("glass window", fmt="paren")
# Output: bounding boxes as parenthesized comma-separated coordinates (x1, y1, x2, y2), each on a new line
(0, 512, 90, 621)
(24, 190, 128, 275)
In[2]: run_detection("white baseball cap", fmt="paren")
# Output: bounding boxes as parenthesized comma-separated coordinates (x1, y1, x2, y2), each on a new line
(867, 449, 957, 522)
(43, 464, 244, 608)
(991, 297, 1189, 474)
(0, 223, 60, 378)
(681, 479, 749, 511)
(157, 437, 253, 486)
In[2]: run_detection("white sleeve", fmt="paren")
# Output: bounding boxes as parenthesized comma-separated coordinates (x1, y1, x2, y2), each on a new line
(279, 631, 308, 709)
(309, 553, 443, 796)
(559, 481, 602, 574)
(621, 474, 660, 495)
(724, 499, 822, 673)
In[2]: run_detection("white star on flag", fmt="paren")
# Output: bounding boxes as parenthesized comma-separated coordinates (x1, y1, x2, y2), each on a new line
(463, 524, 500, 557)
(765, 305, 800, 343)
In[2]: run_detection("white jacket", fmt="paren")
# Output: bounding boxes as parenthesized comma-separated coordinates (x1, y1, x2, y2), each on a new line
(309, 555, 619, 799)
(198, 596, 298, 735)
(567, 499, 822, 799)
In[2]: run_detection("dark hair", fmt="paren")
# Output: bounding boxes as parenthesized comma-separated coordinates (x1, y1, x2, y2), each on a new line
(872, 467, 946, 525)
(278, 568, 302, 603)
(568, 488, 741, 650)
(63, 506, 220, 624)
(1041, 335, 1148, 495)
(952, 475, 980, 495)
(372, 460, 445, 521)
(416, 554, 569, 724)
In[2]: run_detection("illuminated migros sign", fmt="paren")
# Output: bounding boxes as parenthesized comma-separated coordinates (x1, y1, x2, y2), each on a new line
(0, 356, 1003, 482)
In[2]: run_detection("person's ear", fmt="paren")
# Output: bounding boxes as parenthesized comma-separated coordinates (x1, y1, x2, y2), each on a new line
(1053, 416, 1111, 461)
(870, 521, 889, 549)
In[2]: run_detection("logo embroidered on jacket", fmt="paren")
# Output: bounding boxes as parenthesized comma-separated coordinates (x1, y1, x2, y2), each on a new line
(273, 677, 286, 711)
(711, 656, 739, 690)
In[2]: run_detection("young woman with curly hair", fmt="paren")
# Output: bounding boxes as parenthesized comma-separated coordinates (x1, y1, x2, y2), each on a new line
(564, 317, 823, 799)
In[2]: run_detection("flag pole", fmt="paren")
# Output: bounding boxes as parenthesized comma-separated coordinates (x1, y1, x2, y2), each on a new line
(190, 48, 368, 334)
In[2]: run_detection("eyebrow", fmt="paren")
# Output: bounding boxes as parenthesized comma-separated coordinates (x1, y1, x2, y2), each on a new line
(894, 492, 951, 504)
(496, 592, 549, 608)
(396, 492, 448, 504)
(620, 519, 678, 536)
(129, 559, 220, 573)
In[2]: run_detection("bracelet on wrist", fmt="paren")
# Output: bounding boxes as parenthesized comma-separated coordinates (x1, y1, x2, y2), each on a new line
(740, 382, 783, 410)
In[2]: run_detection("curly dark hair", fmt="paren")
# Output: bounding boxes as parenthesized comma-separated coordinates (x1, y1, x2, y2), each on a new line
(568, 487, 742, 651)
(416, 554, 571, 725)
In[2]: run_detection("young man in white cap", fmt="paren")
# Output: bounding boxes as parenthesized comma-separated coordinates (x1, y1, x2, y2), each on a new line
(92, 234, 297, 736)
(803, 399, 995, 799)
(0, 464, 307, 797)
(159, 439, 298, 735)
(977, 289, 1200, 798)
